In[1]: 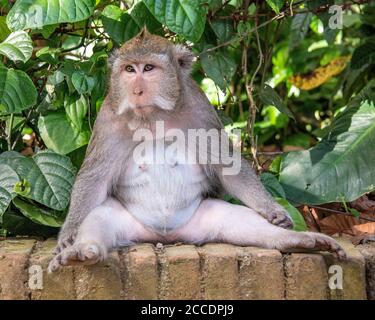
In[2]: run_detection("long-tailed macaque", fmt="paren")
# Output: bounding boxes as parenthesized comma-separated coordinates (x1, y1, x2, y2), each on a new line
(49, 29, 345, 272)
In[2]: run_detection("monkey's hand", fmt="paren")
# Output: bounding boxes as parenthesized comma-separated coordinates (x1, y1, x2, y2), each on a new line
(263, 208, 294, 229)
(53, 225, 78, 255)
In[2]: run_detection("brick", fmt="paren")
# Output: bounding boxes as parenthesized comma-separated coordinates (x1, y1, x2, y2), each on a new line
(75, 251, 122, 300)
(285, 253, 328, 300)
(323, 238, 366, 300)
(160, 245, 200, 299)
(238, 247, 284, 300)
(0, 239, 35, 299)
(123, 244, 158, 300)
(200, 243, 239, 299)
(358, 243, 375, 300)
(29, 239, 75, 300)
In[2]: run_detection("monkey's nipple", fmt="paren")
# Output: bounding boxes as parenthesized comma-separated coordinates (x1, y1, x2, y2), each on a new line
(138, 164, 147, 171)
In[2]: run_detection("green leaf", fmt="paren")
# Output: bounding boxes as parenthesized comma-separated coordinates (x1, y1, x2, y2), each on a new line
(144, 0, 207, 42)
(64, 94, 88, 131)
(6, 0, 96, 31)
(260, 172, 286, 198)
(0, 31, 33, 63)
(36, 46, 60, 64)
(279, 98, 375, 205)
(12, 197, 65, 227)
(71, 71, 95, 94)
(101, 5, 140, 45)
(275, 197, 307, 231)
(259, 84, 295, 120)
(351, 39, 375, 70)
(266, 0, 285, 14)
(200, 47, 237, 92)
(0, 151, 76, 210)
(290, 13, 313, 49)
(0, 16, 11, 42)
(349, 208, 361, 219)
(210, 19, 233, 43)
(269, 155, 282, 175)
(0, 66, 37, 113)
(0, 164, 19, 219)
(2, 211, 58, 237)
(38, 111, 90, 154)
(130, 1, 163, 35)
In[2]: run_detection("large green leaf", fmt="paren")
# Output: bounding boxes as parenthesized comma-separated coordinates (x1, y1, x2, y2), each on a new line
(279, 99, 375, 205)
(130, 1, 163, 35)
(0, 31, 33, 63)
(0, 66, 37, 113)
(6, 0, 96, 31)
(200, 47, 237, 92)
(38, 111, 90, 155)
(101, 5, 140, 45)
(144, 0, 207, 42)
(12, 197, 65, 227)
(0, 164, 19, 218)
(259, 84, 295, 120)
(0, 151, 76, 210)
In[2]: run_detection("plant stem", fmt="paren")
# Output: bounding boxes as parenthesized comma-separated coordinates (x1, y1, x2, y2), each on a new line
(7, 113, 14, 150)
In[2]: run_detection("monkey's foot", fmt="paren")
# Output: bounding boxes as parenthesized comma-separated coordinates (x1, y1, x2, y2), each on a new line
(267, 210, 294, 229)
(48, 242, 106, 273)
(53, 229, 78, 255)
(297, 233, 347, 260)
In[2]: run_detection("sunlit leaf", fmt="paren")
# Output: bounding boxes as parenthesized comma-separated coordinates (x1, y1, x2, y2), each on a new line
(144, 0, 207, 42)
(6, 0, 96, 31)
(0, 31, 33, 63)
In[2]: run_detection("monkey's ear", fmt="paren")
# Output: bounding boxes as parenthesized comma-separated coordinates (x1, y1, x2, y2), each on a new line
(174, 44, 195, 74)
(135, 26, 151, 41)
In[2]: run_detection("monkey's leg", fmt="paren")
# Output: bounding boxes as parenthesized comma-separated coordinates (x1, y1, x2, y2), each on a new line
(173, 199, 346, 259)
(48, 198, 159, 272)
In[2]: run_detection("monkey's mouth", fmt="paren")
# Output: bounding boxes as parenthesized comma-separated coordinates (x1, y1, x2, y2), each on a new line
(133, 104, 155, 116)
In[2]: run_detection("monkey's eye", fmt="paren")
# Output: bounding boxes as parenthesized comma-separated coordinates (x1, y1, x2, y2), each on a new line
(124, 65, 135, 73)
(144, 64, 154, 72)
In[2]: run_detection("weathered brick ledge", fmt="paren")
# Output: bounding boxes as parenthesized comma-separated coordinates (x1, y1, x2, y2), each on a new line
(0, 238, 374, 300)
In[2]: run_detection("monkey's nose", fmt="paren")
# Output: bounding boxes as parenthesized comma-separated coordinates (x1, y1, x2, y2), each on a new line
(133, 88, 143, 96)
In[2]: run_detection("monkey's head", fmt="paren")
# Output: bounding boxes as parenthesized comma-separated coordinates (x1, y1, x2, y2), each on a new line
(109, 28, 194, 117)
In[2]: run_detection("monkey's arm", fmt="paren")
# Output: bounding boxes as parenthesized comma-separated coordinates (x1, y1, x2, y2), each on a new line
(215, 157, 294, 229)
(55, 136, 115, 253)
(55, 105, 124, 253)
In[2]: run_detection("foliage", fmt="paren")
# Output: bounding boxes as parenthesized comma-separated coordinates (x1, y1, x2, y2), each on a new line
(0, 0, 374, 237)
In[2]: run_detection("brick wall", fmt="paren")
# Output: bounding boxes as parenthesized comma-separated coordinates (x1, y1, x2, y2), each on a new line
(0, 238, 374, 300)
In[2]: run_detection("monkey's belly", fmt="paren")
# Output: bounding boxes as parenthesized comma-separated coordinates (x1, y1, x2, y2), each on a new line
(118, 161, 208, 235)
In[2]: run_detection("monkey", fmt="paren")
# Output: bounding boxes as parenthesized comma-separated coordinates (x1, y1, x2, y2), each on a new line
(48, 29, 345, 272)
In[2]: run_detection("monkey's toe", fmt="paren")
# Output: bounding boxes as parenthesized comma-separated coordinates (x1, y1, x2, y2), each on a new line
(58, 243, 104, 267)
(314, 234, 347, 260)
(269, 212, 294, 229)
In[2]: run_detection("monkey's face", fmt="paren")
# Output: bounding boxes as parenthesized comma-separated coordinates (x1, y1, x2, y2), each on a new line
(110, 29, 194, 118)
(117, 58, 179, 116)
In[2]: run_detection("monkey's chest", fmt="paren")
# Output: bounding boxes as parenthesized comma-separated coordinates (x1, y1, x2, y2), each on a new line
(117, 139, 207, 234)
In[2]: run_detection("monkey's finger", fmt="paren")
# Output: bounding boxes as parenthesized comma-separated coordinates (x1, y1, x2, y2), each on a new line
(271, 215, 293, 229)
